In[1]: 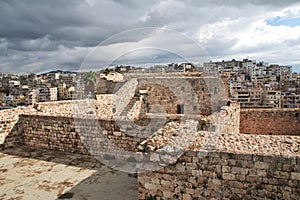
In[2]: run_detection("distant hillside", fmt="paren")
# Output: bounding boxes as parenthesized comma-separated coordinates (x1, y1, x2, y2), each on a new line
(40, 70, 78, 75)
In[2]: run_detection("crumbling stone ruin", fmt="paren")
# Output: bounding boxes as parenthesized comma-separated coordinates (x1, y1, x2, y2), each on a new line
(0, 73, 299, 199)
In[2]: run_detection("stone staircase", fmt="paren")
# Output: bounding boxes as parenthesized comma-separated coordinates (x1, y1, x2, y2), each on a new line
(120, 95, 140, 117)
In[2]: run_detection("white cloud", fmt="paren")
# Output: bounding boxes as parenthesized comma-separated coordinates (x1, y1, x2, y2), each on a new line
(193, 3, 300, 71)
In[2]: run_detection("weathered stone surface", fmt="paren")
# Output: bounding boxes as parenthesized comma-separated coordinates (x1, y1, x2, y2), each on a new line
(240, 109, 300, 136)
(113, 131, 122, 137)
(223, 173, 235, 180)
(138, 150, 300, 199)
(290, 172, 300, 180)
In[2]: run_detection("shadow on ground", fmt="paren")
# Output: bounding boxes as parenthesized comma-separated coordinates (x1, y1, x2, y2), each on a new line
(0, 146, 138, 200)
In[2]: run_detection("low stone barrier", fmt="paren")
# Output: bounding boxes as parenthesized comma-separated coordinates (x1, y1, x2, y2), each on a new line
(138, 150, 300, 199)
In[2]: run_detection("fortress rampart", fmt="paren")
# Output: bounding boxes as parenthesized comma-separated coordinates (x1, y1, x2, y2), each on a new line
(0, 73, 299, 199)
(0, 103, 299, 199)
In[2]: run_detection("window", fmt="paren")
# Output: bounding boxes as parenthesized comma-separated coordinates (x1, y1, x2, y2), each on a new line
(177, 104, 184, 114)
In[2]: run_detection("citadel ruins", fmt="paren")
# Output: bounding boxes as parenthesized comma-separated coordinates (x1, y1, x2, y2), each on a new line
(0, 72, 299, 199)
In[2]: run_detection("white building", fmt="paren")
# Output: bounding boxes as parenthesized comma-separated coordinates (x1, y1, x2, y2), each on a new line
(50, 87, 58, 101)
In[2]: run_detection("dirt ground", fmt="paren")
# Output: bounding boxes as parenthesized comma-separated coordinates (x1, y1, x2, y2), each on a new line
(0, 146, 137, 200)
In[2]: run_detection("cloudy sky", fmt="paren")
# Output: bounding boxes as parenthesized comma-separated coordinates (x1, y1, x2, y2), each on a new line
(0, 0, 300, 74)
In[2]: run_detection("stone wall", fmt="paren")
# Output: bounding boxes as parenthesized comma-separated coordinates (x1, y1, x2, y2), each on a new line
(0, 99, 115, 146)
(0, 107, 35, 145)
(0, 119, 23, 149)
(139, 103, 240, 154)
(206, 102, 240, 134)
(137, 76, 227, 116)
(36, 100, 114, 119)
(113, 78, 138, 117)
(138, 150, 300, 200)
(20, 115, 147, 154)
(96, 78, 125, 94)
(240, 108, 300, 135)
(0, 105, 299, 200)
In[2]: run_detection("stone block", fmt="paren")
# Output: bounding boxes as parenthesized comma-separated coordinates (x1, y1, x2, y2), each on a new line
(222, 173, 235, 180)
(192, 170, 202, 176)
(231, 187, 246, 195)
(144, 183, 157, 190)
(227, 159, 236, 166)
(164, 190, 175, 199)
(231, 167, 248, 175)
(256, 169, 267, 177)
(235, 174, 245, 181)
(254, 162, 269, 169)
(150, 153, 160, 162)
(113, 131, 122, 137)
(274, 171, 290, 179)
(162, 174, 172, 180)
(283, 164, 293, 172)
(222, 166, 231, 173)
(182, 193, 192, 200)
(245, 175, 261, 184)
(229, 181, 244, 189)
(161, 179, 171, 186)
(203, 171, 216, 179)
(290, 172, 300, 180)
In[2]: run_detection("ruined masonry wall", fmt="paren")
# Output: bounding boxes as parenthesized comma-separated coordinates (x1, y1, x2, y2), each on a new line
(138, 150, 300, 200)
(206, 103, 240, 134)
(0, 107, 36, 146)
(240, 108, 300, 135)
(36, 99, 114, 119)
(19, 115, 146, 154)
(137, 77, 226, 116)
(113, 79, 138, 116)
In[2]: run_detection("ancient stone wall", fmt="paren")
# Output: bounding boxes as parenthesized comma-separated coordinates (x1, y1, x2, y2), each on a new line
(136, 77, 227, 116)
(240, 108, 300, 135)
(34, 99, 114, 119)
(113, 79, 138, 117)
(206, 102, 240, 134)
(96, 78, 125, 94)
(138, 150, 300, 200)
(19, 115, 146, 154)
(0, 106, 299, 200)
(0, 107, 35, 145)
(0, 119, 23, 149)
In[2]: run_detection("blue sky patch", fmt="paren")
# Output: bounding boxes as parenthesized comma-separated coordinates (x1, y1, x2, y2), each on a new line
(267, 16, 300, 27)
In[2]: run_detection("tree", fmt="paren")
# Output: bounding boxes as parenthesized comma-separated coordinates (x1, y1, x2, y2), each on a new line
(103, 68, 111, 75)
(84, 71, 96, 97)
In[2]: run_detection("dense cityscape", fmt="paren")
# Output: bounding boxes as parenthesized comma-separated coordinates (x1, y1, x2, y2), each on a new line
(1, 58, 299, 109)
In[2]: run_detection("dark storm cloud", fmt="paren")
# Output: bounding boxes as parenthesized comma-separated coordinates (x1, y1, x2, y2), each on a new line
(0, 0, 300, 73)
(0, 0, 158, 47)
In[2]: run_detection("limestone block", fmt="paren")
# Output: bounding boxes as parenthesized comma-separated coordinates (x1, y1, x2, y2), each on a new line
(290, 172, 300, 180)
(182, 193, 192, 200)
(245, 175, 262, 184)
(113, 131, 122, 137)
(222, 166, 231, 173)
(222, 173, 235, 180)
(254, 161, 269, 169)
